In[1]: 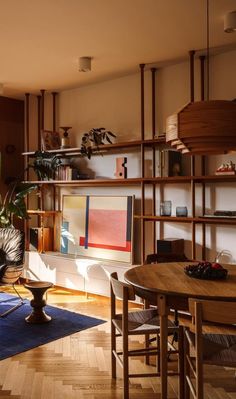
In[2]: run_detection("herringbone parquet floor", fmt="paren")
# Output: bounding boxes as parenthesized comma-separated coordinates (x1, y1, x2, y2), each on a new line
(0, 286, 235, 399)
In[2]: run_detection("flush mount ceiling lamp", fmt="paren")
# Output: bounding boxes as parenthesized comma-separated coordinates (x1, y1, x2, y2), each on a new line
(224, 11, 236, 33)
(166, 1, 236, 155)
(78, 56, 92, 72)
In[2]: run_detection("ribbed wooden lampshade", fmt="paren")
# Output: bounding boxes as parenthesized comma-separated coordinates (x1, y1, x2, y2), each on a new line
(166, 100, 236, 154)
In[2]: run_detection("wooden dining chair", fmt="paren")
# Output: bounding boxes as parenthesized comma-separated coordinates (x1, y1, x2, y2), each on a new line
(183, 298, 236, 399)
(110, 272, 183, 399)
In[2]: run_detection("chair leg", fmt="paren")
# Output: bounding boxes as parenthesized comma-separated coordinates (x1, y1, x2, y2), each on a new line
(0, 284, 24, 317)
(157, 334, 160, 373)
(111, 322, 117, 379)
(145, 334, 150, 365)
(196, 352, 204, 399)
(178, 326, 185, 399)
(184, 330, 190, 399)
(123, 332, 129, 399)
(13, 283, 24, 301)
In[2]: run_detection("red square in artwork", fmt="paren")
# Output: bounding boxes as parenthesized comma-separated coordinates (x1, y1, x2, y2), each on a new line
(88, 209, 127, 247)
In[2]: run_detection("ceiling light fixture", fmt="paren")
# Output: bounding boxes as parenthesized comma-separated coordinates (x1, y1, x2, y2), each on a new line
(166, 0, 236, 155)
(224, 11, 236, 33)
(78, 57, 92, 72)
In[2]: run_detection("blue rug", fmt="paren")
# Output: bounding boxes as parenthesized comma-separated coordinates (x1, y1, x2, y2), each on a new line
(0, 292, 105, 360)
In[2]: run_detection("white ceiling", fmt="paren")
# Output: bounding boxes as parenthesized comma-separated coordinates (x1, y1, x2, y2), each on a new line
(1, 0, 236, 98)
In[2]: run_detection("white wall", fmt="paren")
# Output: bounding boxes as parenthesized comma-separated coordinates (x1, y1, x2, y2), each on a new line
(28, 49, 236, 265)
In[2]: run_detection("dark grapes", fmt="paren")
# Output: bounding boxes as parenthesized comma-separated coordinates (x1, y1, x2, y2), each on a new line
(184, 262, 228, 280)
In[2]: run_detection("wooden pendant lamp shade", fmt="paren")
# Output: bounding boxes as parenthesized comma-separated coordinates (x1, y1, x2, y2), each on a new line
(166, 100, 236, 154)
(166, 0, 236, 156)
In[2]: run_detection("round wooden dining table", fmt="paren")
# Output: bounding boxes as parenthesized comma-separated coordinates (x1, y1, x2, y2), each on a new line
(124, 262, 236, 399)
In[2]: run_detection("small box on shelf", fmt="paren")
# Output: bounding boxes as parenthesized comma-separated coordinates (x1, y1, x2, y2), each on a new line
(29, 227, 53, 252)
(157, 238, 184, 255)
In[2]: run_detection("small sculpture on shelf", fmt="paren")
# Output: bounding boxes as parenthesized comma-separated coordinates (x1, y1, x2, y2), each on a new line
(114, 157, 127, 179)
(215, 160, 236, 175)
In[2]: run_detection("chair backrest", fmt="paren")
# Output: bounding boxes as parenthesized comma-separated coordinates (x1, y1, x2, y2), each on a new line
(110, 272, 135, 301)
(145, 252, 188, 264)
(110, 271, 136, 325)
(188, 298, 236, 325)
(0, 228, 25, 265)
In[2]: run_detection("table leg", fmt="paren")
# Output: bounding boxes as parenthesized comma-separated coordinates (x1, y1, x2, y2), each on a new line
(158, 294, 168, 399)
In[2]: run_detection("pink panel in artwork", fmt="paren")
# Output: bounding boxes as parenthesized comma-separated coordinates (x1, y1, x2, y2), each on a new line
(88, 209, 127, 247)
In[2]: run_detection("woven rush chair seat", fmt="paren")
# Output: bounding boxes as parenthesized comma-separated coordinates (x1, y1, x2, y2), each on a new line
(113, 308, 176, 335)
(186, 329, 236, 367)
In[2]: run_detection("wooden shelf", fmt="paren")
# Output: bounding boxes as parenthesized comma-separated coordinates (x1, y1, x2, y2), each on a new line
(134, 215, 236, 225)
(23, 178, 143, 187)
(195, 216, 236, 225)
(22, 137, 166, 156)
(27, 210, 60, 215)
(145, 175, 236, 184)
(194, 175, 236, 183)
(134, 215, 193, 223)
(23, 173, 236, 187)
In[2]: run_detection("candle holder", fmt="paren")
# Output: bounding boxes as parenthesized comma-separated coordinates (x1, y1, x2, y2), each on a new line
(60, 126, 72, 148)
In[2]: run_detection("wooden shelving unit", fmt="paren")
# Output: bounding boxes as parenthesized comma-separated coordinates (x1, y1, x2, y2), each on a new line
(23, 64, 236, 263)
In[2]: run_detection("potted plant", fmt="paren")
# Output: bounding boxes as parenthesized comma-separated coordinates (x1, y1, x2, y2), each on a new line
(80, 127, 116, 159)
(0, 182, 37, 228)
(28, 151, 62, 180)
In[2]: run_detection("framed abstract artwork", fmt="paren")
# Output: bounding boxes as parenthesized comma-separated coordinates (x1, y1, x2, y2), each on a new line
(41, 130, 61, 150)
(61, 195, 133, 263)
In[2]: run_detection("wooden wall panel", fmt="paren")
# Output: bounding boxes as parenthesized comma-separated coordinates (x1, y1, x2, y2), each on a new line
(0, 96, 24, 195)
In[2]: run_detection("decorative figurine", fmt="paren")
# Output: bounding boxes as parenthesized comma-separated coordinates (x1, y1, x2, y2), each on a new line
(215, 160, 236, 175)
(114, 157, 127, 179)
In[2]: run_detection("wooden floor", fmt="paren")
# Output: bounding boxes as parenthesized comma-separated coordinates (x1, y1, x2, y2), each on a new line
(0, 285, 235, 399)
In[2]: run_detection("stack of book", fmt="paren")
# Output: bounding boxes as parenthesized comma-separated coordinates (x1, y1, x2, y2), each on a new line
(55, 165, 78, 180)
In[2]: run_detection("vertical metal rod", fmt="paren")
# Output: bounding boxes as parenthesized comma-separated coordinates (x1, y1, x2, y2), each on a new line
(37, 95, 41, 150)
(191, 156, 195, 217)
(151, 68, 157, 252)
(192, 223, 196, 260)
(200, 54, 206, 259)
(199, 55, 206, 101)
(40, 89, 45, 131)
(189, 49, 196, 259)
(40, 90, 45, 236)
(36, 95, 42, 226)
(52, 92, 58, 131)
(25, 93, 30, 176)
(140, 64, 145, 263)
(25, 93, 30, 251)
(189, 50, 195, 102)
(206, 0, 210, 101)
(151, 68, 156, 140)
(159, 184, 164, 240)
(202, 156, 206, 260)
(191, 156, 196, 259)
(140, 64, 145, 141)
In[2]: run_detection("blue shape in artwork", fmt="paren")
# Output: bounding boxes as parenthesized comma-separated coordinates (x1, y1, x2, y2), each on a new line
(84, 196, 90, 249)
(61, 221, 69, 253)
